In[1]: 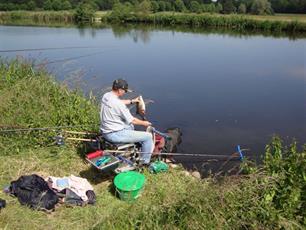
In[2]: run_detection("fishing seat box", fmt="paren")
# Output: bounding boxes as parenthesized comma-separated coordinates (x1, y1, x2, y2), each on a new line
(95, 136, 138, 151)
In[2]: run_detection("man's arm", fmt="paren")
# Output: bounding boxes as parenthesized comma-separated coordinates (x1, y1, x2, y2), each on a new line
(121, 99, 132, 105)
(131, 117, 152, 127)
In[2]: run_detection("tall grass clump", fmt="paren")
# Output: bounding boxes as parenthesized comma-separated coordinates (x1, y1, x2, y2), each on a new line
(0, 59, 99, 155)
(263, 137, 306, 224)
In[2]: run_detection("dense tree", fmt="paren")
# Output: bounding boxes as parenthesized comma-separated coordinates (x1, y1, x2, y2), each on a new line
(251, 0, 273, 15)
(238, 3, 246, 14)
(206, 3, 215, 13)
(43, 0, 53, 10)
(0, 0, 304, 14)
(151, 1, 159, 12)
(190, 0, 201, 13)
(74, 1, 96, 21)
(221, 0, 236, 14)
(270, 0, 306, 13)
(27, 0, 36, 10)
(94, 0, 114, 10)
(158, 1, 166, 11)
(135, 0, 152, 14)
(52, 0, 63, 11)
(62, 0, 72, 10)
(174, 0, 186, 12)
(164, 1, 173, 11)
(215, 2, 223, 13)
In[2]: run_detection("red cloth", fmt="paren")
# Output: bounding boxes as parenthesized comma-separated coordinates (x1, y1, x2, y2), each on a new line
(153, 134, 165, 154)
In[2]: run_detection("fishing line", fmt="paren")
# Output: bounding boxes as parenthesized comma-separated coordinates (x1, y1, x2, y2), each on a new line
(34, 49, 118, 67)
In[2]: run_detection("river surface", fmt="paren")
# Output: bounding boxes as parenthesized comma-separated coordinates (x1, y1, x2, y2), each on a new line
(0, 24, 305, 162)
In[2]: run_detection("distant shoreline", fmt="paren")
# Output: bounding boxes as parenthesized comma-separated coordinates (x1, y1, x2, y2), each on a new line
(1, 11, 306, 33)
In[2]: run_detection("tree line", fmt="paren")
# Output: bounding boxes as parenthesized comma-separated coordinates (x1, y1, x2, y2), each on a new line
(0, 0, 305, 14)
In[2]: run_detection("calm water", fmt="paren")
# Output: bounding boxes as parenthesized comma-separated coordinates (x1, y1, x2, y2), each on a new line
(1, 25, 305, 159)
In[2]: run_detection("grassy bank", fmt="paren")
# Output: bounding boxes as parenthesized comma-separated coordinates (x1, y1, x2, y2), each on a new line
(0, 59, 98, 155)
(248, 13, 306, 23)
(0, 60, 305, 229)
(105, 12, 306, 33)
(1, 11, 306, 33)
(0, 10, 74, 23)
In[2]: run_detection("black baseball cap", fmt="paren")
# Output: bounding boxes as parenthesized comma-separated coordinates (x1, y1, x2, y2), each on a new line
(112, 79, 132, 92)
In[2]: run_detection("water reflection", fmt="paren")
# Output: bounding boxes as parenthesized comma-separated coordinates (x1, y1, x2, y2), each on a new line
(1, 19, 306, 41)
(107, 23, 306, 42)
(111, 24, 151, 43)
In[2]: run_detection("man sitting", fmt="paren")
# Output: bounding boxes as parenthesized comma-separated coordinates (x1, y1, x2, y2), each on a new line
(100, 79, 153, 165)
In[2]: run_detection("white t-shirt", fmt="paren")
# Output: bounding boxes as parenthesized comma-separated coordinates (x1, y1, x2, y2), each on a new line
(100, 92, 134, 134)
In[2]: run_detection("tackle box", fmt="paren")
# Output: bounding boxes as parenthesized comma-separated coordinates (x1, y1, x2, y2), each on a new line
(86, 150, 135, 173)
(86, 150, 121, 171)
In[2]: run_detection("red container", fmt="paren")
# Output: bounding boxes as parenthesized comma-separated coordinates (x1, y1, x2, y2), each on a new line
(87, 150, 104, 159)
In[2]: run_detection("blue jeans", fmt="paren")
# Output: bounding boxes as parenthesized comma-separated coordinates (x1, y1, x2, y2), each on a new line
(103, 125, 153, 164)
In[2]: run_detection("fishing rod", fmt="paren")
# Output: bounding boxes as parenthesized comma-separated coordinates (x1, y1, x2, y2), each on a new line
(0, 124, 98, 133)
(100, 147, 247, 160)
(0, 46, 104, 53)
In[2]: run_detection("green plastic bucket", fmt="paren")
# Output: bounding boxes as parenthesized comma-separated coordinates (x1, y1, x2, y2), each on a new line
(114, 171, 145, 201)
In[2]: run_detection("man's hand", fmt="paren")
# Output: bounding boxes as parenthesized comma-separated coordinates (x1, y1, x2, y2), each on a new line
(143, 121, 152, 127)
(121, 97, 140, 105)
(131, 96, 141, 104)
(122, 96, 141, 105)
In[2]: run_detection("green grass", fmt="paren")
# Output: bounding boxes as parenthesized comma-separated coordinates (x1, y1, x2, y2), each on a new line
(0, 60, 305, 229)
(0, 59, 99, 155)
(249, 13, 306, 23)
(0, 146, 304, 229)
(0, 146, 287, 230)
(0, 148, 210, 229)
(150, 12, 306, 23)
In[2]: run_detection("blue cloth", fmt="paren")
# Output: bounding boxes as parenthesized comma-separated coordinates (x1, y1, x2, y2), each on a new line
(103, 125, 153, 164)
(56, 178, 69, 188)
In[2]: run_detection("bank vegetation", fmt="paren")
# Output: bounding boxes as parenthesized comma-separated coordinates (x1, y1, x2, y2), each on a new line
(0, 59, 305, 229)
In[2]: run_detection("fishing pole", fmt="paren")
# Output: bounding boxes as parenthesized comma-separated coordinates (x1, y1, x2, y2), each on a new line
(100, 149, 248, 160)
(159, 151, 246, 158)
(174, 158, 234, 162)
(0, 46, 104, 53)
(0, 124, 98, 133)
